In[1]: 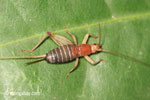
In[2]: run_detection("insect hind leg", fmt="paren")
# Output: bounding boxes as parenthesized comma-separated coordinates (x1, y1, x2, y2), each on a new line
(21, 32, 50, 53)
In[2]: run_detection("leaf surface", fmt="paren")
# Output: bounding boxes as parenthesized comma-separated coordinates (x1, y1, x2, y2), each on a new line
(0, 0, 150, 100)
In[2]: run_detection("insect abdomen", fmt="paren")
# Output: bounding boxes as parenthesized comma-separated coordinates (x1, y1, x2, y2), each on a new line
(46, 45, 76, 63)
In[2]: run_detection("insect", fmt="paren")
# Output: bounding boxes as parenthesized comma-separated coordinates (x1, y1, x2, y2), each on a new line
(0, 25, 149, 77)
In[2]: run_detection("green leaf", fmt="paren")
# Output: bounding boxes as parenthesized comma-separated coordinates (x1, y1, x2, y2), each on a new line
(0, 0, 150, 100)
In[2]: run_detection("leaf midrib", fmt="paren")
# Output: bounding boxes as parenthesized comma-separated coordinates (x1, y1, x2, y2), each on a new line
(0, 12, 150, 49)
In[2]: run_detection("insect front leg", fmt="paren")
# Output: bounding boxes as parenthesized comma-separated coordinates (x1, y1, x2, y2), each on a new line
(64, 27, 77, 45)
(84, 56, 106, 64)
(82, 33, 98, 44)
(66, 58, 79, 78)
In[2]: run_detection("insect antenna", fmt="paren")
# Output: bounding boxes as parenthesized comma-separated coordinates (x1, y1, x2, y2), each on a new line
(99, 24, 101, 46)
(98, 24, 105, 48)
(101, 49, 150, 67)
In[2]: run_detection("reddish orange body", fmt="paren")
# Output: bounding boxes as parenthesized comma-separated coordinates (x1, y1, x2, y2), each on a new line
(72, 44, 92, 57)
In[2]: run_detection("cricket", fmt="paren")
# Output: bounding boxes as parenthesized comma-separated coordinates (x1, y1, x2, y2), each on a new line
(0, 25, 149, 77)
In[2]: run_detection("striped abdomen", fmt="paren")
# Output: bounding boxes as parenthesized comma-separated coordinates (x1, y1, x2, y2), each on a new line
(46, 44, 92, 64)
(46, 44, 77, 63)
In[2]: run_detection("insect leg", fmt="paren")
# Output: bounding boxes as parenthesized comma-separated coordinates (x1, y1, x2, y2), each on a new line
(64, 27, 77, 45)
(66, 58, 79, 78)
(84, 56, 106, 64)
(48, 32, 73, 46)
(21, 31, 73, 53)
(21, 33, 49, 53)
(82, 33, 98, 44)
